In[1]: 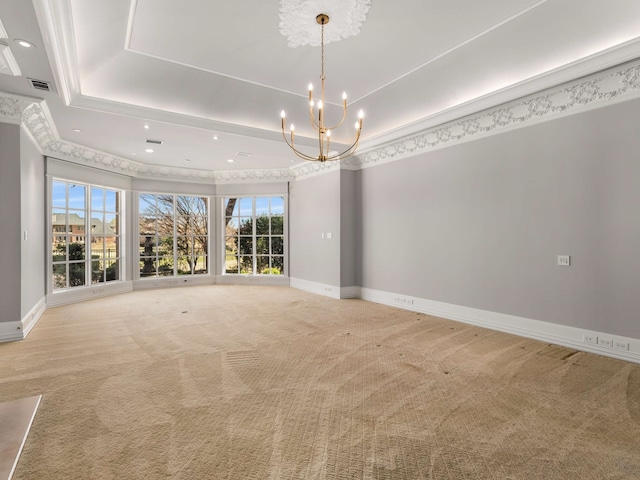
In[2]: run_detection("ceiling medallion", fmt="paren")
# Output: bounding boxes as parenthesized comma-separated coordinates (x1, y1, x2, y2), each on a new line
(278, 0, 371, 48)
(280, 14, 364, 163)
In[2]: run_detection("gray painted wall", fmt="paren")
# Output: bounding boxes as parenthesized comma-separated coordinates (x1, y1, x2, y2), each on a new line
(20, 130, 45, 317)
(0, 123, 21, 323)
(340, 169, 360, 287)
(290, 170, 341, 285)
(360, 98, 640, 339)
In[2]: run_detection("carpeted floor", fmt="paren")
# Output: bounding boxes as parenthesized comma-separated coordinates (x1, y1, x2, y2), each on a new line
(1, 285, 639, 479)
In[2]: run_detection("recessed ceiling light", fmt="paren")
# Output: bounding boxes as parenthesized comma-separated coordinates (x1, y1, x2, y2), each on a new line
(227, 159, 235, 163)
(144, 124, 150, 129)
(145, 148, 154, 153)
(15, 39, 34, 48)
(72, 128, 81, 132)
(213, 135, 218, 140)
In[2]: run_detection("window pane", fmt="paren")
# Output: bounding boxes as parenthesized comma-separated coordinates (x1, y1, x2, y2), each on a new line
(225, 236, 237, 255)
(158, 237, 174, 256)
(224, 198, 239, 217)
(239, 256, 253, 274)
(177, 257, 192, 275)
(256, 236, 269, 255)
(225, 217, 239, 232)
(105, 190, 117, 212)
(158, 257, 174, 276)
(106, 259, 120, 282)
(52, 236, 66, 261)
(194, 236, 207, 256)
(89, 242, 104, 260)
(156, 195, 174, 216)
(225, 255, 238, 273)
(272, 256, 284, 275)
(92, 259, 104, 284)
(140, 236, 158, 255)
(140, 216, 156, 235)
(255, 216, 269, 235)
(272, 236, 284, 255)
(271, 216, 284, 235)
(68, 184, 86, 210)
(105, 213, 118, 235)
(255, 197, 269, 216)
(139, 194, 156, 216)
(157, 217, 174, 235)
(194, 256, 207, 274)
(52, 210, 67, 232)
(68, 262, 86, 287)
(140, 258, 157, 277)
(68, 239, 86, 261)
(239, 197, 253, 215)
(239, 236, 253, 254)
(271, 197, 284, 215)
(53, 264, 66, 290)
(257, 256, 269, 274)
(91, 188, 104, 210)
(239, 217, 253, 234)
(52, 181, 66, 208)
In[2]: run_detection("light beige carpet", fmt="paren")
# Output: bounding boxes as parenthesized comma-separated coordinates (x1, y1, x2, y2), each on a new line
(1, 285, 639, 479)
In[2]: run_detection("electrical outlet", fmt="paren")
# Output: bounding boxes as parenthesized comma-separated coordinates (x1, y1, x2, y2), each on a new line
(598, 337, 613, 348)
(557, 255, 571, 266)
(613, 341, 629, 351)
(583, 334, 598, 344)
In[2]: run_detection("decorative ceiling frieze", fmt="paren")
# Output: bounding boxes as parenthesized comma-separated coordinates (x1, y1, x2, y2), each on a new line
(3, 58, 640, 184)
(352, 59, 640, 170)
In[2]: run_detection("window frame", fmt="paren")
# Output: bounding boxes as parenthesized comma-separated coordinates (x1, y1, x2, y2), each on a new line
(137, 192, 210, 279)
(223, 195, 287, 276)
(49, 178, 123, 292)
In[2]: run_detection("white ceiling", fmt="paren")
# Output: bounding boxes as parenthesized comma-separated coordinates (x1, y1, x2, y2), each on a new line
(1, 0, 640, 173)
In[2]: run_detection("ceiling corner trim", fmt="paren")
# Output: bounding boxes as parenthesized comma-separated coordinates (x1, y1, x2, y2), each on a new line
(356, 59, 640, 169)
(32, 0, 82, 105)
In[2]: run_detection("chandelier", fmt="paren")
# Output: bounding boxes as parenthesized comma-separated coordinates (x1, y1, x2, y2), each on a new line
(280, 14, 364, 163)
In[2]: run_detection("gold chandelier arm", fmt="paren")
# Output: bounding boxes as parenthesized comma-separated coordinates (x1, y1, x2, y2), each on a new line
(323, 126, 363, 162)
(281, 127, 325, 162)
(325, 102, 348, 131)
(308, 103, 320, 131)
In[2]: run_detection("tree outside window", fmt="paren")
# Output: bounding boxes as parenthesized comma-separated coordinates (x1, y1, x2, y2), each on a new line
(138, 193, 208, 277)
(225, 196, 285, 275)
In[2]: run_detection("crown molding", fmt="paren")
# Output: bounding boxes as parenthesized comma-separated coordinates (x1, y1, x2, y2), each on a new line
(354, 59, 640, 169)
(4, 57, 640, 184)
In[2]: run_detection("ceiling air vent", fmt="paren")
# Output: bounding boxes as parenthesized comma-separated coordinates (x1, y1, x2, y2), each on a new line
(236, 152, 253, 157)
(145, 139, 163, 145)
(28, 78, 52, 91)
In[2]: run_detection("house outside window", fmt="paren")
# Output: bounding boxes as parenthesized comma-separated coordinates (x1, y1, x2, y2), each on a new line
(51, 180, 121, 290)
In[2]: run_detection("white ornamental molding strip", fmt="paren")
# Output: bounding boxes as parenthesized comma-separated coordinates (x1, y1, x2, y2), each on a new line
(355, 61, 640, 169)
(0, 94, 33, 124)
(279, 0, 371, 47)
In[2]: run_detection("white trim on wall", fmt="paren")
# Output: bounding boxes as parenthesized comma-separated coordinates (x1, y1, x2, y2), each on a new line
(5, 58, 640, 185)
(21, 296, 47, 338)
(290, 277, 341, 299)
(46, 280, 133, 308)
(360, 287, 640, 364)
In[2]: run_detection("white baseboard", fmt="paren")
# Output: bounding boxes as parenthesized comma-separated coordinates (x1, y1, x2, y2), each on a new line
(360, 288, 640, 364)
(134, 275, 215, 290)
(0, 297, 47, 342)
(21, 296, 46, 338)
(47, 281, 133, 308)
(290, 277, 340, 299)
(0, 321, 23, 342)
(215, 275, 290, 287)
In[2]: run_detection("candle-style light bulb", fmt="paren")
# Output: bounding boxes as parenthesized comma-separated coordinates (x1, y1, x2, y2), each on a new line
(326, 129, 331, 137)
(358, 110, 364, 119)
(317, 100, 323, 109)
(290, 124, 295, 131)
